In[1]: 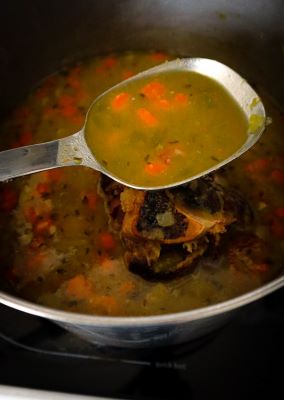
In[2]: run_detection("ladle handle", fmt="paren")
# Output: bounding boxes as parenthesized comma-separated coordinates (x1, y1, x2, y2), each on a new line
(0, 131, 100, 182)
(0, 140, 60, 181)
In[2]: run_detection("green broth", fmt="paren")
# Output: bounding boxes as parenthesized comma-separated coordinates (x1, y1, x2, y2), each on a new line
(86, 70, 248, 187)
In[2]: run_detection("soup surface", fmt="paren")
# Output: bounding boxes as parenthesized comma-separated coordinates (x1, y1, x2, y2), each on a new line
(86, 69, 248, 187)
(0, 51, 283, 316)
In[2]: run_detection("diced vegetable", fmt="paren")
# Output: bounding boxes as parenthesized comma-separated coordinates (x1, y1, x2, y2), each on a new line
(141, 81, 166, 100)
(144, 161, 167, 175)
(65, 275, 93, 300)
(36, 183, 51, 196)
(245, 158, 270, 173)
(99, 232, 117, 250)
(174, 93, 189, 105)
(85, 193, 97, 210)
(136, 108, 158, 127)
(111, 92, 130, 111)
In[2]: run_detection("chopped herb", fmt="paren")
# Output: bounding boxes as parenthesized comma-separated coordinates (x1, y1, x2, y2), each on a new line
(144, 154, 150, 162)
(102, 160, 108, 166)
(168, 140, 179, 144)
(139, 92, 146, 98)
(211, 156, 220, 162)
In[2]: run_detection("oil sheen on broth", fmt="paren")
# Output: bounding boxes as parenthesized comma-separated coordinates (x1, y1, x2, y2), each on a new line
(0, 51, 283, 317)
(85, 70, 248, 187)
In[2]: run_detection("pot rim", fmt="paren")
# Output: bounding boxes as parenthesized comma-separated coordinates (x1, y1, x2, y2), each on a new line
(0, 273, 283, 326)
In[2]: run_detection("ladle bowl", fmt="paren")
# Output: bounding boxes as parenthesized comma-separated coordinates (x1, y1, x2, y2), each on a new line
(0, 58, 266, 190)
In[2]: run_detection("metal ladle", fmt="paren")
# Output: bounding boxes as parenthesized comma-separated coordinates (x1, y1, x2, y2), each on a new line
(0, 58, 266, 190)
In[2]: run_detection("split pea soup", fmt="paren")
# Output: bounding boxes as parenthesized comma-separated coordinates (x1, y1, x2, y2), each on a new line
(85, 70, 248, 187)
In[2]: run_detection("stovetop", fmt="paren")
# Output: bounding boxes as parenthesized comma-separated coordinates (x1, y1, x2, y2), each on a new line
(1, 288, 284, 400)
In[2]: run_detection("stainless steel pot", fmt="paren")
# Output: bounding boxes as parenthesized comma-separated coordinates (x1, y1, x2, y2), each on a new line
(0, 0, 283, 348)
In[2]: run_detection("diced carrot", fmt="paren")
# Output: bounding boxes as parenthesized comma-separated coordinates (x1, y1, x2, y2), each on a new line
(19, 132, 33, 146)
(67, 66, 81, 89)
(68, 77, 81, 89)
(103, 56, 117, 69)
(29, 236, 45, 250)
(141, 81, 166, 100)
(34, 219, 53, 234)
(65, 274, 93, 300)
(150, 52, 168, 62)
(0, 187, 18, 212)
(274, 208, 284, 218)
(271, 219, 284, 238)
(36, 182, 51, 196)
(57, 95, 74, 108)
(121, 70, 134, 79)
(144, 161, 167, 175)
(24, 207, 38, 224)
(155, 98, 170, 110)
(157, 143, 185, 165)
(99, 232, 117, 251)
(111, 92, 130, 111)
(271, 169, 284, 185)
(119, 281, 136, 296)
(99, 257, 118, 274)
(93, 295, 118, 314)
(85, 193, 97, 211)
(60, 105, 78, 117)
(174, 93, 189, 105)
(137, 108, 158, 127)
(245, 158, 270, 173)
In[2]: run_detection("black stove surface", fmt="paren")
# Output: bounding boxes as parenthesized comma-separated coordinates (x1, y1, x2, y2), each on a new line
(1, 288, 284, 400)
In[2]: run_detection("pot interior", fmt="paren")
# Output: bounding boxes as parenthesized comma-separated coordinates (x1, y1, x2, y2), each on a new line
(0, 0, 283, 323)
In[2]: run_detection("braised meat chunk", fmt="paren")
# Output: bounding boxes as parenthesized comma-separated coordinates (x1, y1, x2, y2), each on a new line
(99, 174, 251, 278)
